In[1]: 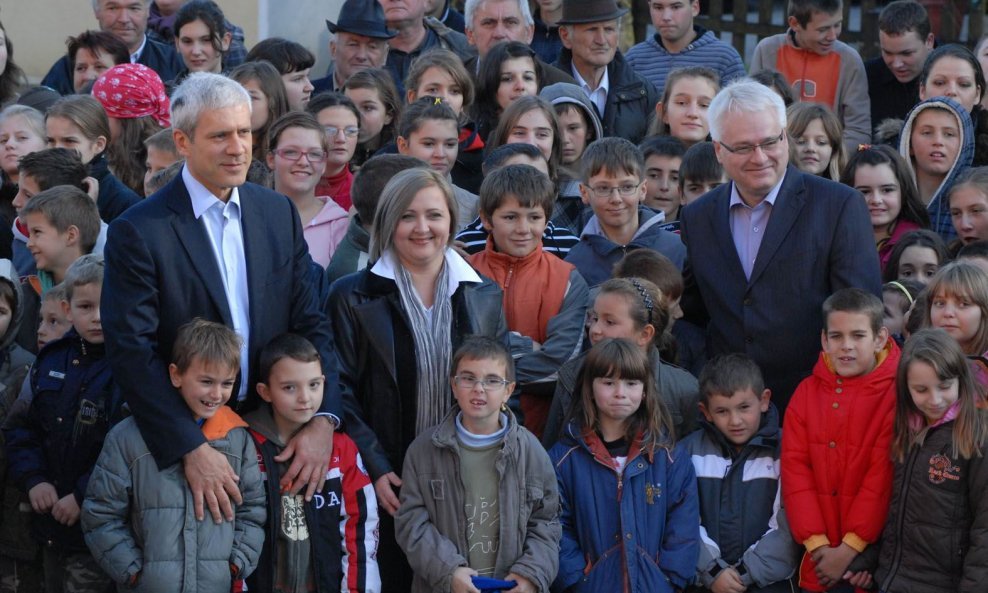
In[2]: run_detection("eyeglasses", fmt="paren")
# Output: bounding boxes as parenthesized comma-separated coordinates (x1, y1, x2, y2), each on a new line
(583, 182, 642, 199)
(324, 125, 360, 139)
(717, 131, 785, 156)
(453, 375, 511, 392)
(272, 148, 328, 163)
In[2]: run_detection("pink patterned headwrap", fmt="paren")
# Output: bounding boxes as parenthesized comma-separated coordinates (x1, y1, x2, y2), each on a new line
(92, 63, 171, 127)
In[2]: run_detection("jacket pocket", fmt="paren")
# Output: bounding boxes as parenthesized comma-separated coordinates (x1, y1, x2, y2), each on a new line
(635, 547, 675, 593)
(575, 544, 622, 593)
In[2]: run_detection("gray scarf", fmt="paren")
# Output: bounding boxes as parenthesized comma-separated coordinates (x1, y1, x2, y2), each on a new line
(395, 257, 454, 433)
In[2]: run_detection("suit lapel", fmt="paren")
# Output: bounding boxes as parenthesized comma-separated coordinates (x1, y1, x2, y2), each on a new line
(748, 167, 806, 286)
(167, 176, 233, 325)
(238, 185, 266, 353)
(712, 187, 748, 283)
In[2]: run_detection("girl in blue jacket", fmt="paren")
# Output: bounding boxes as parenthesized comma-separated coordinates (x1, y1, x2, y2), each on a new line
(549, 338, 699, 593)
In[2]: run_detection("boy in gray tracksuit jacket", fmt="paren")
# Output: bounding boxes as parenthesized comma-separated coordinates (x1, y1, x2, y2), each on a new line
(81, 320, 266, 592)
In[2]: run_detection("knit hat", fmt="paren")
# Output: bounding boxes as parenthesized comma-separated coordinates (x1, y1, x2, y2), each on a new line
(91, 63, 171, 127)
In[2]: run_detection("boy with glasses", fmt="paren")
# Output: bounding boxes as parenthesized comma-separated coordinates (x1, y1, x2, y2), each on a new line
(395, 336, 560, 593)
(564, 137, 686, 288)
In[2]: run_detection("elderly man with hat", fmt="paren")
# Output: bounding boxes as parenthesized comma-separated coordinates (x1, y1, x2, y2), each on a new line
(554, 0, 658, 143)
(313, 0, 396, 93)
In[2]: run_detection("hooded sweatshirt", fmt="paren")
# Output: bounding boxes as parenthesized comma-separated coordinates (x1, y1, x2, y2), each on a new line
(781, 338, 900, 592)
(625, 25, 746, 97)
(564, 206, 687, 288)
(303, 197, 349, 268)
(750, 29, 870, 153)
(899, 96, 975, 243)
(539, 83, 603, 235)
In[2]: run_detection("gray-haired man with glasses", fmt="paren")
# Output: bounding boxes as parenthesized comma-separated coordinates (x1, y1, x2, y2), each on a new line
(679, 78, 880, 415)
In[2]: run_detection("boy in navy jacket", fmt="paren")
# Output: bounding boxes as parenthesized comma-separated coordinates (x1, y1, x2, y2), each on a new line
(681, 353, 799, 592)
(3, 254, 112, 592)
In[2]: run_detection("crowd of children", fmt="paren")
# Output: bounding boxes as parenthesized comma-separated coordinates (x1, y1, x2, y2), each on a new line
(1, 0, 988, 591)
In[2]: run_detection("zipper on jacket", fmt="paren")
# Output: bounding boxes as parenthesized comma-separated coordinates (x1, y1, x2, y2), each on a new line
(503, 263, 515, 290)
(880, 446, 920, 592)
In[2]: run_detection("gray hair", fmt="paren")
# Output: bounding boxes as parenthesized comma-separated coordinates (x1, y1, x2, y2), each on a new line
(707, 78, 786, 142)
(370, 168, 458, 262)
(464, 0, 534, 30)
(170, 72, 251, 137)
(64, 253, 104, 302)
(92, 0, 152, 10)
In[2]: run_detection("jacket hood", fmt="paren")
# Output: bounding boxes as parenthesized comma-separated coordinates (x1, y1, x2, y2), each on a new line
(899, 96, 975, 238)
(0, 259, 25, 352)
(812, 334, 901, 388)
(697, 400, 781, 455)
(579, 205, 666, 248)
(310, 197, 349, 227)
(649, 25, 714, 54)
(201, 405, 248, 441)
(243, 406, 288, 448)
(539, 82, 604, 140)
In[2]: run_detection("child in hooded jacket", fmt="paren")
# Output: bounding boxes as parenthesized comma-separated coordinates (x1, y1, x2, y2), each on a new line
(899, 96, 975, 242)
(782, 288, 899, 592)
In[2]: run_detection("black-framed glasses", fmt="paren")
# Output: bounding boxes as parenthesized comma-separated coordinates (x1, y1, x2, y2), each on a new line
(453, 375, 511, 392)
(583, 181, 643, 199)
(717, 131, 785, 156)
(324, 125, 360, 139)
(271, 148, 328, 163)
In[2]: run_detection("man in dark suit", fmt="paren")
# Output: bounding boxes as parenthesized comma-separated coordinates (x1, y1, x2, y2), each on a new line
(680, 79, 881, 414)
(102, 72, 342, 523)
(42, 0, 184, 95)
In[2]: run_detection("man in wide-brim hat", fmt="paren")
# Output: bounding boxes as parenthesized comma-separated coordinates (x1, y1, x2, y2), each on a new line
(313, 0, 396, 93)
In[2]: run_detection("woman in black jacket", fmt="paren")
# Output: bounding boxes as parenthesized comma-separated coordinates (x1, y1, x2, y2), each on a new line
(326, 167, 507, 593)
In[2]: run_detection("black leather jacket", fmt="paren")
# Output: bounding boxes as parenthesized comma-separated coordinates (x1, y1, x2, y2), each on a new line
(326, 268, 507, 480)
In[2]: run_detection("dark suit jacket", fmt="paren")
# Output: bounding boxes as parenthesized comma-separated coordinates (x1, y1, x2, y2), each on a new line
(102, 174, 343, 467)
(41, 36, 184, 96)
(680, 166, 881, 413)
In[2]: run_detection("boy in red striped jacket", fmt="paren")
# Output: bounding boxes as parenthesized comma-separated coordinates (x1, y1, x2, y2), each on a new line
(246, 333, 380, 593)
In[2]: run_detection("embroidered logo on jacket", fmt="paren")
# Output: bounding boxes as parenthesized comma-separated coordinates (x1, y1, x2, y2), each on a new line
(645, 482, 662, 504)
(928, 454, 961, 484)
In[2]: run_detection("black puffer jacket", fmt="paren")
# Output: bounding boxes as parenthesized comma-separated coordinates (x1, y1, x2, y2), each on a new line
(875, 415, 988, 593)
(553, 49, 658, 144)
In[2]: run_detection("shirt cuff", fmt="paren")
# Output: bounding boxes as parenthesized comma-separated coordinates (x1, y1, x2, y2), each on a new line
(842, 532, 868, 553)
(313, 412, 341, 428)
(804, 534, 830, 552)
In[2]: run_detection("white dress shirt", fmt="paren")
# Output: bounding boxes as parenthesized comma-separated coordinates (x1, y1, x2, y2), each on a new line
(184, 166, 251, 400)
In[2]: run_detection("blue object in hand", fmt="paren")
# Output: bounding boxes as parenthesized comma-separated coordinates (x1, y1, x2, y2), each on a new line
(471, 576, 517, 593)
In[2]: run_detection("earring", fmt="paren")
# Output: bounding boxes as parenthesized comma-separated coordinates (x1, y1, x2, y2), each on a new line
(501, 402, 508, 412)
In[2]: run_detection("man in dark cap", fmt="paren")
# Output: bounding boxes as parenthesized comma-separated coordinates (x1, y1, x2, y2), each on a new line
(313, 0, 396, 93)
(554, 0, 658, 143)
